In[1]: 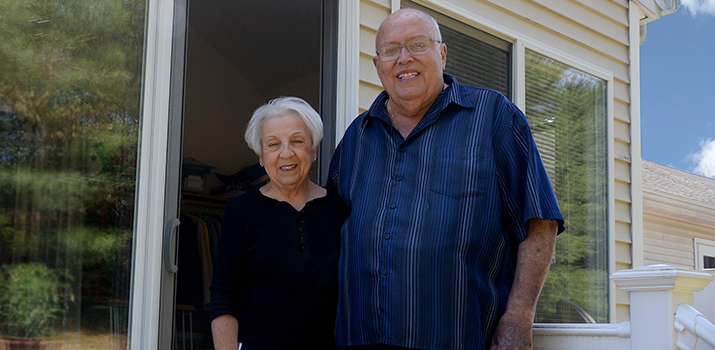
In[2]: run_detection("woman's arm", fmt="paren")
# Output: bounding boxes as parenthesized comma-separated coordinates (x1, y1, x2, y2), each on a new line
(211, 314, 238, 350)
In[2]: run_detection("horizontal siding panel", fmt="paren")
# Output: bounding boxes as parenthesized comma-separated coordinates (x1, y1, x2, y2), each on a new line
(644, 230, 694, 246)
(615, 262, 631, 271)
(615, 241, 632, 264)
(616, 221, 631, 243)
(615, 200, 631, 223)
(360, 0, 390, 31)
(614, 78, 630, 104)
(615, 284, 629, 304)
(360, 26, 377, 57)
(360, 54, 381, 86)
(614, 180, 631, 203)
(614, 119, 630, 143)
(480, 0, 629, 63)
(571, 0, 629, 26)
(427, 0, 630, 83)
(614, 100, 630, 123)
(644, 236, 693, 253)
(614, 139, 631, 162)
(643, 252, 693, 269)
(364, 0, 391, 10)
(643, 217, 713, 239)
(616, 305, 629, 323)
(532, 0, 629, 45)
(643, 243, 692, 260)
(614, 159, 631, 183)
(359, 82, 383, 111)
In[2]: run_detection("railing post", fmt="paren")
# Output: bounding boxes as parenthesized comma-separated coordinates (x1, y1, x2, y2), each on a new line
(611, 265, 713, 350)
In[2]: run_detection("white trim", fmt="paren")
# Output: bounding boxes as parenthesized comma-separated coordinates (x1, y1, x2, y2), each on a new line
(628, 1, 644, 267)
(391, 0, 401, 13)
(335, 0, 360, 143)
(695, 238, 715, 270)
(533, 322, 631, 337)
(513, 39, 525, 110)
(128, 0, 175, 349)
(629, 1, 645, 270)
(607, 76, 617, 323)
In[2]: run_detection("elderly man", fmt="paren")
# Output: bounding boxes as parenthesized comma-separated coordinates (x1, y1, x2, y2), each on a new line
(329, 8, 564, 350)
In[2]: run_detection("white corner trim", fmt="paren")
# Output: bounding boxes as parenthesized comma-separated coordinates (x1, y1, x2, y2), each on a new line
(629, 1, 645, 272)
(391, 0, 401, 13)
(335, 0, 360, 144)
(128, 0, 175, 349)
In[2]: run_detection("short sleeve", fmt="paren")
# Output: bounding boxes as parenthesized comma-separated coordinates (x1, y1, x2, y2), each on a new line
(494, 100, 565, 245)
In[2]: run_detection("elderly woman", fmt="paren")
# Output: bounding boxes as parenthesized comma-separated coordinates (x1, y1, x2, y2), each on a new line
(210, 96, 348, 350)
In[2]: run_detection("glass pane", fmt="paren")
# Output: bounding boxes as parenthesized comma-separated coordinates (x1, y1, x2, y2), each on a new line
(0, 0, 147, 348)
(525, 50, 609, 323)
(441, 24, 511, 98)
(705, 256, 715, 269)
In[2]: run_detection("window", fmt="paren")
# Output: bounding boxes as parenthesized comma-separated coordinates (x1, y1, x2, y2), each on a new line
(525, 50, 609, 323)
(0, 0, 147, 346)
(695, 238, 715, 270)
(403, 1, 511, 99)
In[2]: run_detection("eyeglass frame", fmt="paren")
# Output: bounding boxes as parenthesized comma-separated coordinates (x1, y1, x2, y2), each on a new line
(375, 37, 443, 61)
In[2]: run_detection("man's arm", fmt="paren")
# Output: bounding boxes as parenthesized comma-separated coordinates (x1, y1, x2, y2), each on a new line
(211, 315, 238, 350)
(490, 218, 558, 350)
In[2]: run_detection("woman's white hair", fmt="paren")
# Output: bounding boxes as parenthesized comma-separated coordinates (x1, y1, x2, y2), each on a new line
(244, 96, 324, 156)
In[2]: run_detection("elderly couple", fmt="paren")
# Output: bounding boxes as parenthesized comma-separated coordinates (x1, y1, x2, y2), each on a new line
(209, 8, 564, 350)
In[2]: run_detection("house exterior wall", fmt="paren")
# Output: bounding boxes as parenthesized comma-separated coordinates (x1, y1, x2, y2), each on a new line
(643, 194, 715, 268)
(337, 0, 642, 323)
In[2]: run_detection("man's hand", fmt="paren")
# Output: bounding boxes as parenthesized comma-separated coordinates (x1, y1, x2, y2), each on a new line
(490, 311, 534, 350)
(490, 218, 558, 350)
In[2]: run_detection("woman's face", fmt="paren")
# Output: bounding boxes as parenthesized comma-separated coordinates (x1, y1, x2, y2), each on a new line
(259, 112, 317, 191)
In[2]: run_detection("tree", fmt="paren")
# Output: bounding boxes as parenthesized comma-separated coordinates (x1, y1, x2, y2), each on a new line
(0, 0, 146, 341)
(524, 51, 609, 323)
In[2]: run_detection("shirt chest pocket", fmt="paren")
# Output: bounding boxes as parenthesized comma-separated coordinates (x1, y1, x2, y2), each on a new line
(428, 146, 490, 199)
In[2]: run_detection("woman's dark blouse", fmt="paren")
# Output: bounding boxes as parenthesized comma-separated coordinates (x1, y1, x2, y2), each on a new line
(210, 186, 348, 350)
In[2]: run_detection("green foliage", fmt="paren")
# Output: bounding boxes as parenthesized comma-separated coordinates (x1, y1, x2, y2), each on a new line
(0, 0, 146, 338)
(525, 51, 609, 323)
(0, 263, 75, 339)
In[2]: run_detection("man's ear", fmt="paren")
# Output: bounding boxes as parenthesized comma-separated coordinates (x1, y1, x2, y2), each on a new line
(441, 43, 447, 69)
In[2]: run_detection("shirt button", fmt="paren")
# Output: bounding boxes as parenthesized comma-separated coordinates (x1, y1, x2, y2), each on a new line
(384, 234, 390, 240)
(382, 270, 388, 275)
(394, 175, 402, 181)
(390, 204, 396, 209)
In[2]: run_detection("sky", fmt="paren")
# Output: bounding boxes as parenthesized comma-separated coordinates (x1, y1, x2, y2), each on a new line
(640, 0, 715, 178)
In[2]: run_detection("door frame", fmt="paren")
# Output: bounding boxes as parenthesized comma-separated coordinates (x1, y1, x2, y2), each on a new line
(129, 0, 340, 349)
(128, 0, 184, 349)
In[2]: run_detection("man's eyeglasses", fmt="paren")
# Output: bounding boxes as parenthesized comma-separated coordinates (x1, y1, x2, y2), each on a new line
(376, 37, 442, 61)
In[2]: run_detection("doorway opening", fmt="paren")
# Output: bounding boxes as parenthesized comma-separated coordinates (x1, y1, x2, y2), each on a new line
(173, 1, 334, 348)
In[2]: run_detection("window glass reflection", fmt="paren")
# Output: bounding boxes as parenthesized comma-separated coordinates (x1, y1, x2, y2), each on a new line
(525, 50, 609, 324)
(0, 0, 146, 348)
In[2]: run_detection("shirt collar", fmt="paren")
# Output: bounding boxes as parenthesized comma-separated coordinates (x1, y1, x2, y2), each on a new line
(364, 74, 474, 126)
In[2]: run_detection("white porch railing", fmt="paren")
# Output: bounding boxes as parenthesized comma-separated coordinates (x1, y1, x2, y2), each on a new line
(533, 322, 631, 350)
(532, 265, 714, 350)
(674, 303, 715, 350)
